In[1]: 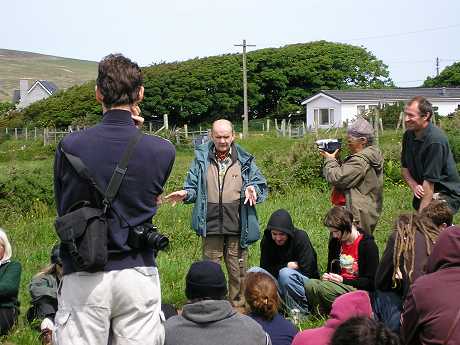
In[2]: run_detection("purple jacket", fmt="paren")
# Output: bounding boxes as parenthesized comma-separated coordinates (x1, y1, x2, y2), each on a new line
(401, 226, 460, 345)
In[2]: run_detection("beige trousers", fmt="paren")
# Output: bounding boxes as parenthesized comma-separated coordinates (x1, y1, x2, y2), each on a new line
(54, 267, 164, 345)
(202, 235, 248, 307)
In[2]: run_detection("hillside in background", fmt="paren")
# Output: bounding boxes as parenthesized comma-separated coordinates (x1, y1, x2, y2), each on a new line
(0, 49, 97, 101)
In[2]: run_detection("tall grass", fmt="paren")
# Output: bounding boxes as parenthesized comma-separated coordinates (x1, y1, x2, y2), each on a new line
(1, 131, 455, 344)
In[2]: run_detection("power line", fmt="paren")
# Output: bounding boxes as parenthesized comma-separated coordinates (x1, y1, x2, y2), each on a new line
(346, 23, 460, 41)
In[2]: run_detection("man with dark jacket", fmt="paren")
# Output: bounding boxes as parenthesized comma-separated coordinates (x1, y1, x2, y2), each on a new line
(257, 209, 319, 314)
(165, 119, 268, 307)
(53, 54, 175, 345)
(164, 260, 270, 345)
(401, 226, 460, 345)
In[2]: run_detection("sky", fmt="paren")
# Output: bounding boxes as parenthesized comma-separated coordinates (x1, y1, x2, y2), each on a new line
(1, 0, 460, 87)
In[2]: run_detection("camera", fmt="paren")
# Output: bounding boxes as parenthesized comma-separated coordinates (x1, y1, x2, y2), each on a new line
(315, 139, 342, 154)
(127, 223, 169, 251)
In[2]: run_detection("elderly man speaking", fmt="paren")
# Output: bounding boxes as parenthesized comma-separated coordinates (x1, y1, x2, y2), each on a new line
(166, 119, 268, 307)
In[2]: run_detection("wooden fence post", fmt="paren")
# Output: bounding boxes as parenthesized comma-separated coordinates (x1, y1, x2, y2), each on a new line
(184, 124, 188, 138)
(163, 114, 169, 130)
(25, 127, 28, 140)
(34, 127, 37, 140)
(149, 122, 152, 134)
(14, 128, 18, 140)
(266, 119, 270, 132)
(43, 128, 48, 146)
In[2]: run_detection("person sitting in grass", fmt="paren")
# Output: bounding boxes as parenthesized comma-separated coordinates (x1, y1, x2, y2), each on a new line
(0, 228, 22, 337)
(292, 291, 373, 345)
(26, 244, 63, 345)
(244, 272, 298, 345)
(374, 212, 444, 333)
(164, 260, 270, 345)
(252, 209, 319, 315)
(304, 206, 379, 314)
(330, 316, 400, 345)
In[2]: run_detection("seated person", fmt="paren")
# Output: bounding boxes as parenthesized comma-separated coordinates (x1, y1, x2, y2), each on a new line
(305, 206, 379, 314)
(420, 199, 454, 229)
(254, 209, 318, 314)
(401, 226, 460, 345)
(244, 272, 298, 345)
(0, 229, 22, 336)
(27, 245, 63, 344)
(292, 291, 373, 345)
(374, 212, 442, 333)
(331, 316, 400, 345)
(164, 260, 270, 345)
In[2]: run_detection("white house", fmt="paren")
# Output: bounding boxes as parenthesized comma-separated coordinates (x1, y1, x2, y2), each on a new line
(301, 88, 460, 129)
(14, 79, 59, 108)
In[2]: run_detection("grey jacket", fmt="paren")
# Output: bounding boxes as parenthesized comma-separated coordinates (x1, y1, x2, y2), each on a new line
(164, 300, 271, 345)
(324, 145, 384, 233)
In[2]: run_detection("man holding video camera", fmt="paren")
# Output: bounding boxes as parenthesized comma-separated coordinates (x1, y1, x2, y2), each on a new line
(319, 117, 383, 234)
(53, 54, 175, 345)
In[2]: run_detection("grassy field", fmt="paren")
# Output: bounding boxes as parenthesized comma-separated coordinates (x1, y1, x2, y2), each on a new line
(0, 49, 97, 102)
(0, 130, 453, 344)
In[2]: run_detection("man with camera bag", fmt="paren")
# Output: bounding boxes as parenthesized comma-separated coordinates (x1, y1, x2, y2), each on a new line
(53, 54, 175, 345)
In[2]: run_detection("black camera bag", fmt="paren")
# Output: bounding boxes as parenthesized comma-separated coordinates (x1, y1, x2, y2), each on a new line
(54, 130, 143, 272)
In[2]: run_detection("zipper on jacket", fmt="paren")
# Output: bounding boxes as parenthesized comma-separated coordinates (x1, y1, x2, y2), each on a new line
(214, 158, 235, 234)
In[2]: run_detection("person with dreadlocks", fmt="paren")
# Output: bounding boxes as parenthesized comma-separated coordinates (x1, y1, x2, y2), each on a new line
(373, 212, 442, 333)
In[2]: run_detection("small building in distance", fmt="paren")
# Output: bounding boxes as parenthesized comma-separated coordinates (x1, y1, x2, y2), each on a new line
(301, 87, 460, 130)
(12, 79, 59, 108)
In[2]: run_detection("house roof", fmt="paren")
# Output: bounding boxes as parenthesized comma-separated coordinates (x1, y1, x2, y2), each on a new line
(301, 87, 460, 104)
(28, 80, 59, 95)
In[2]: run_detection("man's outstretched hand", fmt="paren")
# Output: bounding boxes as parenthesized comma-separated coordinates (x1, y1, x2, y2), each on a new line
(164, 190, 187, 206)
(244, 185, 257, 206)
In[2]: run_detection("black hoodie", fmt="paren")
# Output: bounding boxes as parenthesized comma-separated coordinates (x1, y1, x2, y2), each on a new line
(260, 209, 319, 279)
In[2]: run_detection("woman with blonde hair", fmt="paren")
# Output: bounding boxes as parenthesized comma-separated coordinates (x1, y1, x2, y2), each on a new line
(0, 228, 22, 336)
(245, 272, 297, 345)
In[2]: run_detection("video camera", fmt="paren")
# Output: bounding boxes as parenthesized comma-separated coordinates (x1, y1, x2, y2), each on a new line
(315, 139, 342, 154)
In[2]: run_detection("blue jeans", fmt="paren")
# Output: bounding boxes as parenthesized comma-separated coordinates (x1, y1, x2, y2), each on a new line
(372, 290, 402, 334)
(247, 267, 310, 314)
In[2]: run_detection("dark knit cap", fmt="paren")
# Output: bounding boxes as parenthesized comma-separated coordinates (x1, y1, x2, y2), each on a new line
(186, 260, 227, 300)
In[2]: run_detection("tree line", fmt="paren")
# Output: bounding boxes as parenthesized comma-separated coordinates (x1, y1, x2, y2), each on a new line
(6, 40, 444, 128)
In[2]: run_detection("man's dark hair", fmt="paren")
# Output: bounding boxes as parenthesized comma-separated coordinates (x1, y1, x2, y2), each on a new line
(408, 96, 433, 120)
(331, 317, 400, 345)
(96, 54, 143, 108)
(323, 206, 354, 235)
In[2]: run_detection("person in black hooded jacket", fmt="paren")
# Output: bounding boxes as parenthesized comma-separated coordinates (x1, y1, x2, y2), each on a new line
(253, 209, 319, 314)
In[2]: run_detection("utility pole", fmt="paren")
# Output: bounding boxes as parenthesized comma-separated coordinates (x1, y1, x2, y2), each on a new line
(436, 57, 440, 77)
(234, 39, 255, 138)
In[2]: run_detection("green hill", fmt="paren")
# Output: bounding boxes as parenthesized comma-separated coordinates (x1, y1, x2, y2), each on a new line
(0, 49, 97, 102)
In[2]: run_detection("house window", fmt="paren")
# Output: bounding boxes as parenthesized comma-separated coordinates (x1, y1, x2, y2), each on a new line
(369, 105, 377, 111)
(314, 108, 334, 125)
(357, 105, 366, 115)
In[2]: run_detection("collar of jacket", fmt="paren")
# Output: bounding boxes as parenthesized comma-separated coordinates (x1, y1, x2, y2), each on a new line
(101, 109, 136, 126)
(197, 141, 253, 166)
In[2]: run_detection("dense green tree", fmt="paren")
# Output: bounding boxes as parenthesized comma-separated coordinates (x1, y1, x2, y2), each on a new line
(424, 62, 460, 87)
(15, 41, 392, 127)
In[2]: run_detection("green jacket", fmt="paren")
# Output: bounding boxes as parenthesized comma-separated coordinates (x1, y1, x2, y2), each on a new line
(184, 141, 268, 248)
(324, 145, 384, 233)
(0, 260, 22, 308)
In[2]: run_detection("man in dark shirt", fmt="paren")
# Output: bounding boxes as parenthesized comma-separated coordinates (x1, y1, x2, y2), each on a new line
(401, 96, 460, 213)
(53, 54, 175, 345)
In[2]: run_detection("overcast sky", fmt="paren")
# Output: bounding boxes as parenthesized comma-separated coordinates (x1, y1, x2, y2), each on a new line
(1, 0, 459, 87)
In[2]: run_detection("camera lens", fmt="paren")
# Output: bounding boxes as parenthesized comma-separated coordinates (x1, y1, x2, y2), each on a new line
(146, 232, 169, 251)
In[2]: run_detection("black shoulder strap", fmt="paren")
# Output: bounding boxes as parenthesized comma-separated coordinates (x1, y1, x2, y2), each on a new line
(61, 130, 144, 211)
